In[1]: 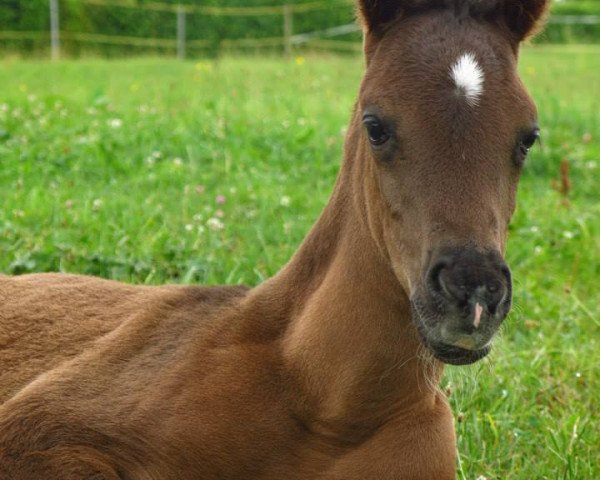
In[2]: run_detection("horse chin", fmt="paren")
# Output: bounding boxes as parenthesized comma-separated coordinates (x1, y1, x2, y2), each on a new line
(426, 341, 491, 366)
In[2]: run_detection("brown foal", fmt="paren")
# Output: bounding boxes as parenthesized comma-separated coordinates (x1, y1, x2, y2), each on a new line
(0, 1, 549, 478)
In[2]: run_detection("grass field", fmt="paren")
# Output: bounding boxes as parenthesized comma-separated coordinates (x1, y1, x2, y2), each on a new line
(0, 46, 598, 479)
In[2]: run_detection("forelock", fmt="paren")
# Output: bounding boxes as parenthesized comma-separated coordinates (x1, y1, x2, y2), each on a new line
(401, 0, 501, 16)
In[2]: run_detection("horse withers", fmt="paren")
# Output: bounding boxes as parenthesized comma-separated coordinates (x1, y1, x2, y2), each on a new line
(0, 1, 548, 478)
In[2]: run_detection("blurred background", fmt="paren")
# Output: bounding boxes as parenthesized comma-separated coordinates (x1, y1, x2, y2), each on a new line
(0, 2, 598, 478)
(0, 0, 599, 59)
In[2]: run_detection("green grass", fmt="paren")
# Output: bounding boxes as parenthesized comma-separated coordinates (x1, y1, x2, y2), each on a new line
(0, 46, 598, 478)
(553, 0, 600, 15)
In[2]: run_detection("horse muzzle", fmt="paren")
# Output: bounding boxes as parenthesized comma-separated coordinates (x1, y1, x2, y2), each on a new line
(410, 246, 512, 365)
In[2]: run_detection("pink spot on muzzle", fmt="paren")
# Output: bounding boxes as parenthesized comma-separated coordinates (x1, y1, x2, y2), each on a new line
(474, 302, 483, 329)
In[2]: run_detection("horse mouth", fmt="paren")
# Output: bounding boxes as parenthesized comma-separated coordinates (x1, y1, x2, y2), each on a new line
(410, 299, 494, 366)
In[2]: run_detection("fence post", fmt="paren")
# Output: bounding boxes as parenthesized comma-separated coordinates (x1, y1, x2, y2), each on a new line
(283, 4, 293, 57)
(177, 5, 186, 60)
(49, 0, 60, 60)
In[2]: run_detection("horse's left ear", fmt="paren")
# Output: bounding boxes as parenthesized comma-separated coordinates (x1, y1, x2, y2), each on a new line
(357, 0, 404, 37)
(501, 0, 551, 41)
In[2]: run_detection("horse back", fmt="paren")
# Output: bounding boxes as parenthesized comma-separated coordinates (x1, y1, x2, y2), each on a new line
(0, 273, 249, 404)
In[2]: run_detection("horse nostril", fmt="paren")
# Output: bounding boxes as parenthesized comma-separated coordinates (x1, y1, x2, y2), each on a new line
(428, 262, 468, 304)
(427, 260, 448, 294)
(428, 264, 509, 311)
(483, 280, 508, 315)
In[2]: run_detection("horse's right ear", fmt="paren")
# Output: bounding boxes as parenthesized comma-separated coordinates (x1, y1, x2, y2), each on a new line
(357, 0, 404, 36)
(501, 0, 551, 41)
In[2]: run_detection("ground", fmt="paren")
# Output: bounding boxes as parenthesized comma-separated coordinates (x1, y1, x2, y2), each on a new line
(0, 45, 598, 479)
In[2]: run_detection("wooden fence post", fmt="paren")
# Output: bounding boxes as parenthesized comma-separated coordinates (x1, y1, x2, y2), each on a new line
(49, 0, 60, 60)
(283, 4, 293, 57)
(177, 5, 186, 59)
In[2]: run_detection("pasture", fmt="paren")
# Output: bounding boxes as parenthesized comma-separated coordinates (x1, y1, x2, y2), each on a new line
(0, 45, 598, 478)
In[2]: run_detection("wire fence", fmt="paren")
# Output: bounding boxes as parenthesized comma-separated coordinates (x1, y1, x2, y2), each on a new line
(1, 0, 599, 59)
(2, 0, 360, 58)
(82, 0, 347, 15)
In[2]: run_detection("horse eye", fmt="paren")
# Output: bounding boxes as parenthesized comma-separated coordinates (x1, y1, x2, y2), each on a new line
(363, 115, 391, 146)
(519, 128, 540, 156)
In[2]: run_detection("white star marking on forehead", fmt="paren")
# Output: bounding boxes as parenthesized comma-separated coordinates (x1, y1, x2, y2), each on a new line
(450, 53, 484, 107)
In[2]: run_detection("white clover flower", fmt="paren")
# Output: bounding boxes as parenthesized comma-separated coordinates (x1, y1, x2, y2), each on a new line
(107, 118, 123, 129)
(207, 218, 224, 231)
(280, 195, 291, 207)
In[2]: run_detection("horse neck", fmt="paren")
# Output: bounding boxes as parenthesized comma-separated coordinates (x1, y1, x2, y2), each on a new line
(245, 111, 444, 436)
